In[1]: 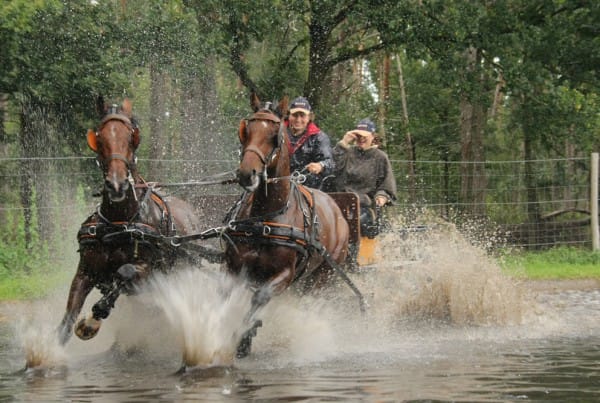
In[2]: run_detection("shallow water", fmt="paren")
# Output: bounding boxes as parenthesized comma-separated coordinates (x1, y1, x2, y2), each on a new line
(1, 229, 599, 402)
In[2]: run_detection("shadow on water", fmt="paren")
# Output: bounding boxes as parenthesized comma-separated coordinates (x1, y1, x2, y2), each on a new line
(1, 223, 599, 401)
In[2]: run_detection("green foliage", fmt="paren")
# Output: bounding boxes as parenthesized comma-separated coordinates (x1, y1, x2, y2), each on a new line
(0, 268, 71, 300)
(502, 247, 600, 279)
(0, 0, 599, 264)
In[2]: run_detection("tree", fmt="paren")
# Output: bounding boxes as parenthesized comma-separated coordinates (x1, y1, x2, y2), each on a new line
(0, 0, 128, 247)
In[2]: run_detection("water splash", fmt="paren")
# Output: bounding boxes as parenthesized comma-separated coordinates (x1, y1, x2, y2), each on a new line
(16, 306, 67, 369)
(6, 218, 533, 372)
(144, 268, 253, 369)
(360, 222, 527, 326)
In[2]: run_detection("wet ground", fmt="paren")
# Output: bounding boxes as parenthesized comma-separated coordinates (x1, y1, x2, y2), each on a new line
(1, 231, 599, 401)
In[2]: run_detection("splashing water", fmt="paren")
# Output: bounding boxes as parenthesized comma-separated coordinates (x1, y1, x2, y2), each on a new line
(358, 222, 527, 326)
(16, 306, 67, 369)
(144, 268, 253, 369)
(141, 221, 529, 369)
(7, 218, 532, 373)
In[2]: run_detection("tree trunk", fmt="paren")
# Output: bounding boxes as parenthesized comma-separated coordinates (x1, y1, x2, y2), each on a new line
(0, 94, 6, 143)
(523, 127, 541, 249)
(377, 53, 390, 146)
(19, 102, 34, 255)
(459, 46, 487, 217)
(180, 57, 221, 165)
(564, 132, 575, 209)
(304, 4, 334, 110)
(396, 54, 416, 203)
(148, 65, 170, 180)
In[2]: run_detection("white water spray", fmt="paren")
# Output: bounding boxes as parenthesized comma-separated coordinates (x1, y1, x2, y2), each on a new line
(145, 267, 254, 368)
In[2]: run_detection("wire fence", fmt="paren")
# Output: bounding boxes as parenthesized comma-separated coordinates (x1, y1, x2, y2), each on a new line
(0, 155, 595, 252)
(390, 157, 592, 250)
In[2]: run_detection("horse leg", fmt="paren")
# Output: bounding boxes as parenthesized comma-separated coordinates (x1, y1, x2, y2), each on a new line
(57, 270, 94, 345)
(74, 262, 141, 340)
(236, 268, 292, 358)
(235, 286, 272, 359)
(236, 319, 262, 359)
(74, 279, 119, 340)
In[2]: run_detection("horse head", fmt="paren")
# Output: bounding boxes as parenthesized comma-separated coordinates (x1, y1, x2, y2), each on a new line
(237, 93, 288, 192)
(87, 98, 140, 202)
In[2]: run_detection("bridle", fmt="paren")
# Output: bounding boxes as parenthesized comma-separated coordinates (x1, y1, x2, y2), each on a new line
(239, 109, 285, 177)
(93, 113, 138, 175)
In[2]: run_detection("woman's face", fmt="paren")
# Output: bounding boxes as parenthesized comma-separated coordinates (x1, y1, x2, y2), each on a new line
(356, 132, 374, 149)
(289, 112, 310, 134)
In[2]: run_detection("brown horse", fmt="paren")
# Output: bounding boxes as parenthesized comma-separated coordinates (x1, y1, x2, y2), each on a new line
(226, 94, 354, 357)
(57, 98, 201, 346)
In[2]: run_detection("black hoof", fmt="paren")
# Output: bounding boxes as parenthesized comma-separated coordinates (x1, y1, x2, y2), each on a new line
(117, 263, 138, 281)
(236, 320, 262, 359)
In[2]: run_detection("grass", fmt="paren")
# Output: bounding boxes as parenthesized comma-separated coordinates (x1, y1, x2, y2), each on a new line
(0, 269, 72, 301)
(501, 246, 600, 280)
(1, 247, 598, 301)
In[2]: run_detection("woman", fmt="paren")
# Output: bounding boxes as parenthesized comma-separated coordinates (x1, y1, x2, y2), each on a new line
(284, 97, 334, 189)
(333, 118, 397, 237)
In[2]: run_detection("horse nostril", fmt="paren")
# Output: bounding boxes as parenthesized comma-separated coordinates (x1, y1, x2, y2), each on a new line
(105, 179, 115, 192)
(105, 179, 129, 195)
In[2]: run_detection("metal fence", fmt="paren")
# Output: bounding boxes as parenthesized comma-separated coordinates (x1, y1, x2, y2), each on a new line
(0, 155, 596, 252)
(389, 156, 593, 250)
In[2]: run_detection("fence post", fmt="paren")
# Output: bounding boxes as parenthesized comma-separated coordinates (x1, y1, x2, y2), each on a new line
(591, 153, 599, 251)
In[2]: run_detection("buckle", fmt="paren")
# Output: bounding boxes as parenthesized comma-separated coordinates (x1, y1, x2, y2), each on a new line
(262, 225, 271, 236)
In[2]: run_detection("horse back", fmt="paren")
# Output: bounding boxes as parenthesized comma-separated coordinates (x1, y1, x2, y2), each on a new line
(310, 188, 350, 264)
(160, 195, 202, 235)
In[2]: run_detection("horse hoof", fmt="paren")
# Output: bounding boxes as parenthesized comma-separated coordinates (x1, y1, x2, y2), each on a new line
(235, 337, 251, 359)
(75, 317, 102, 340)
(236, 320, 262, 359)
(117, 263, 138, 281)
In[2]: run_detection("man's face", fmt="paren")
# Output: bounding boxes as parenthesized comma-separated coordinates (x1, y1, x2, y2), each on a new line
(289, 111, 309, 134)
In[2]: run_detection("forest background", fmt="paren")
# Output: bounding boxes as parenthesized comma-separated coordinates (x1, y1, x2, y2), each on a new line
(0, 0, 599, 286)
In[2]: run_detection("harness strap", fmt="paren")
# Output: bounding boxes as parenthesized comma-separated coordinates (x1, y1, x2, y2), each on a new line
(228, 221, 309, 248)
(77, 220, 163, 243)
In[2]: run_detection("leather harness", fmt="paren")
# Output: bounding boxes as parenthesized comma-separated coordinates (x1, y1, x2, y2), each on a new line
(77, 188, 176, 260)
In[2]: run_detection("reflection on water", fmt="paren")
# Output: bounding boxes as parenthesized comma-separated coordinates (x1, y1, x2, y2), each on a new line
(1, 228, 599, 401)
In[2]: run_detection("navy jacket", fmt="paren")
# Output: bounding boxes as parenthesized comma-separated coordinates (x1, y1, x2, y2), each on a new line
(285, 121, 334, 189)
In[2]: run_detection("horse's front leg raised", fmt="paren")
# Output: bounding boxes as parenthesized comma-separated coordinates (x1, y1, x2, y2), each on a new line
(57, 269, 94, 345)
(74, 263, 144, 340)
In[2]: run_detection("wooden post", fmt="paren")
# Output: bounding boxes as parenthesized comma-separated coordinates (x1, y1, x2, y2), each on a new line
(591, 153, 599, 250)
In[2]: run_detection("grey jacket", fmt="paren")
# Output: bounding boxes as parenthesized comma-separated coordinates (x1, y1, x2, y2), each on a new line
(332, 142, 397, 208)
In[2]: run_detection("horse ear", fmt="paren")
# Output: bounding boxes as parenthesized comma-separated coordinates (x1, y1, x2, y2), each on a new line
(132, 127, 140, 149)
(277, 95, 289, 119)
(238, 119, 247, 143)
(87, 129, 98, 152)
(250, 92, 261, 112)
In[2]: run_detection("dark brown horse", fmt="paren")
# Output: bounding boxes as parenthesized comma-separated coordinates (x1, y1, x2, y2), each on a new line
(226, 94, 355, 357)
(57, 98, 201, 345)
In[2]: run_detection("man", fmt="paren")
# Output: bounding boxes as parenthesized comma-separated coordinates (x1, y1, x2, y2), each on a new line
(284, 97, 334, 189)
